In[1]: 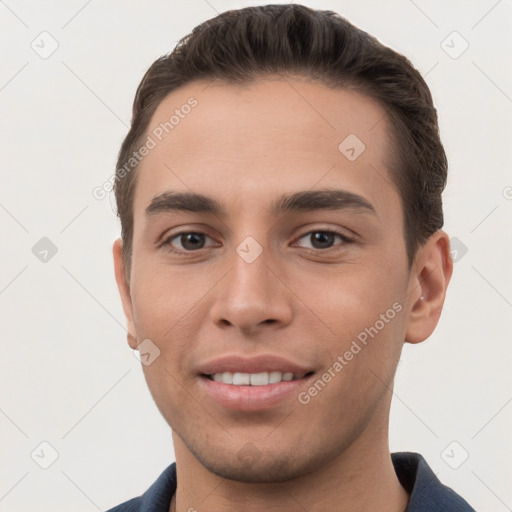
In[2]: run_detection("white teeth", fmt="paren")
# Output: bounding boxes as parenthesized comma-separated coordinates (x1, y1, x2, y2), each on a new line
(232, 372, 250, 385)
(224, 372, 234, 384)
(268, 371, 282, 384)
(215, 372, 233, 384)
(250, 372, 269, 386)
(210, 371, 303, 385)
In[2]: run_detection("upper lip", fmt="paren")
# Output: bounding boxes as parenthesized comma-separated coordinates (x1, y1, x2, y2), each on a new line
(197, 355, 314, 376)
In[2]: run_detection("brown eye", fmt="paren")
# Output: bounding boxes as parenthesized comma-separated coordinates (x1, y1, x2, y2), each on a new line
(295, 230, 352, 250)
(163, 232, 213, 252)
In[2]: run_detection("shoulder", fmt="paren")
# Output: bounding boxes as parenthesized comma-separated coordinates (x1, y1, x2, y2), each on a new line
(106, 496, 142, 512)
(392, 452, 476, 511)
(105, 463, 177, 512)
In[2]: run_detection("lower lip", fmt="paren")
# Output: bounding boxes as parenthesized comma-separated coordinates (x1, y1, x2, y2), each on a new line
(198, 375, 314, 411)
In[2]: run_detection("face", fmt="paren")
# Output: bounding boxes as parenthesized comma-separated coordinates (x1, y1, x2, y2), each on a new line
(114, 77, 437, 483)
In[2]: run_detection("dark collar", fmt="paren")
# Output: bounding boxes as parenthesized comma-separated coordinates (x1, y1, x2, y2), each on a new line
(106, 451, 475, 511)
(392, 452, 475, 511)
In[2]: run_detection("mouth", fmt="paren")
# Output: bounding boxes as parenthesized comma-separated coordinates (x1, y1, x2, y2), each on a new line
(199, 372, 315, 411)
(196, 354, 317, 410)
(203, 371, 314, 385)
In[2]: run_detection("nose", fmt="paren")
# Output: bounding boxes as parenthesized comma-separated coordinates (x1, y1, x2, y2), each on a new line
(209, 242, 293, 336)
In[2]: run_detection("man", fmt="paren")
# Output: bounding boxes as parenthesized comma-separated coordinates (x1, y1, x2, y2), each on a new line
(108, 4, 475, 511)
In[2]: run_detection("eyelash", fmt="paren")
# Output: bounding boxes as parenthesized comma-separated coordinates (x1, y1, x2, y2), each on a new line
(160, 229, 353, 255)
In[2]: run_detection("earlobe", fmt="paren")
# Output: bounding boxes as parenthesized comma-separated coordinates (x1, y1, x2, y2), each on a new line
(112, 238, 138, 350)
(404, 230, 453, 344)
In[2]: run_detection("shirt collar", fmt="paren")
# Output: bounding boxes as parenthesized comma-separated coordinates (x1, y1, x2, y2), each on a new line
(120, 451, 474, 511)
(392, 452, 475, 511)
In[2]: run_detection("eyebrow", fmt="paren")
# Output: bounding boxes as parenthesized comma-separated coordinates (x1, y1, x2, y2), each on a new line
(145, 189, 376, 217)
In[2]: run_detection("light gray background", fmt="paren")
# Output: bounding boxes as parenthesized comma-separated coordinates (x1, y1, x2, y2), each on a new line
(1, 0, 511, 510)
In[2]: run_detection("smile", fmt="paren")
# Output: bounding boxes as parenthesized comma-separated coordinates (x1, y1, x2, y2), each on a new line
(199, 372, 315, 411)
(206, 371, 310, 385)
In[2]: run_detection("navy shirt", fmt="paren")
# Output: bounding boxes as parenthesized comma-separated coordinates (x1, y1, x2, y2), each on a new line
(106, 452, 475, 511)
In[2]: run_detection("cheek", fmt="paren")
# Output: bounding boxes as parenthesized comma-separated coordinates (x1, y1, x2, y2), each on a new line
(130, 260, 208, 336)
(297, 260, 405, 334)
(300, 262, 407, 385)
(294, 284, 405, 436)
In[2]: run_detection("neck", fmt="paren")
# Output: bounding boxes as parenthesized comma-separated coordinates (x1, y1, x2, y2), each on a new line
(170, 393, 409, 512)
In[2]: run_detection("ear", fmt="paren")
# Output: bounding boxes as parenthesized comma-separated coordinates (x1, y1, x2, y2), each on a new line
(404, 230, 453, 344)
(113, 238, 138, 350)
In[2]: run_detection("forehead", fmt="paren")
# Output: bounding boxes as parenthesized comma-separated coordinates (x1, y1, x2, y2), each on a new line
(132, 77, 398, 221)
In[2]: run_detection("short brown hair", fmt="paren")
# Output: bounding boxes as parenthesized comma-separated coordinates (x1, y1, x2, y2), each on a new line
(114, 4, 447, 281)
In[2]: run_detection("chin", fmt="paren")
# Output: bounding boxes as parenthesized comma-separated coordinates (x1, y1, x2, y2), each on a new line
(188, 443, 326, 484)
(205, 458, 304, 484)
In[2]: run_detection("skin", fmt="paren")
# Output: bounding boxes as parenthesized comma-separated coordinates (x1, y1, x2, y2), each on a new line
(113, 77, 453, 512)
